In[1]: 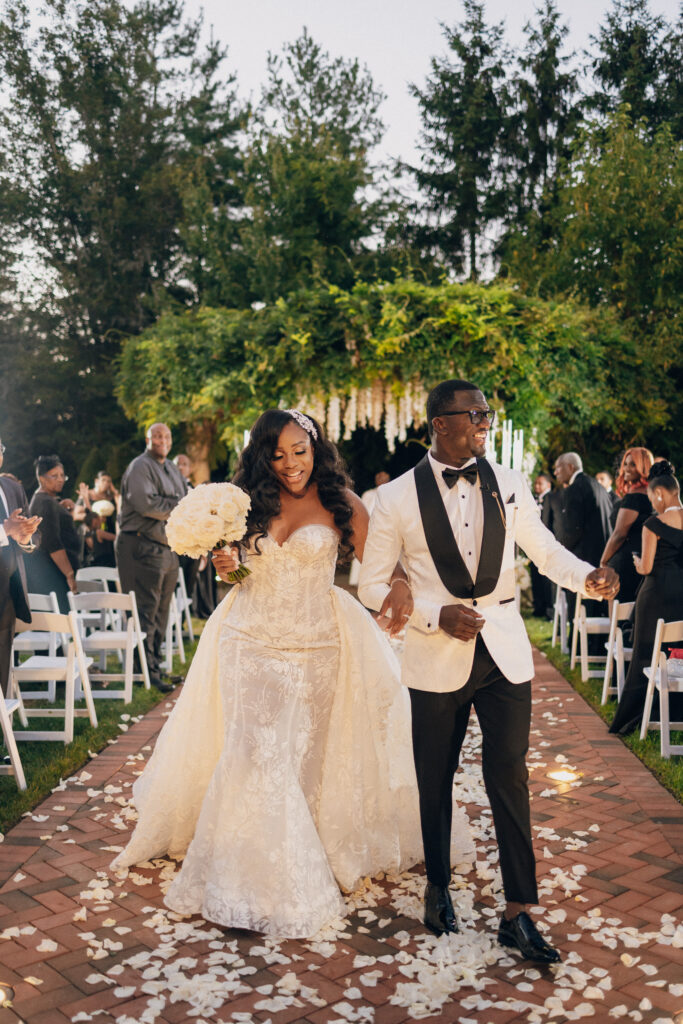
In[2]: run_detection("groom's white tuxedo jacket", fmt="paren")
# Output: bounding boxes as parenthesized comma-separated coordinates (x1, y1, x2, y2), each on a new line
(358, 453, 595, 692)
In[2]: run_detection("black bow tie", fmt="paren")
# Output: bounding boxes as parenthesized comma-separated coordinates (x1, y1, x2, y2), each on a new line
(442, 464, 478, 488)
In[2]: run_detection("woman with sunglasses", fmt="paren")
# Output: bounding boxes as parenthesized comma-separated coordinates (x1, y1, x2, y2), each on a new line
(26, 455, 80, 612)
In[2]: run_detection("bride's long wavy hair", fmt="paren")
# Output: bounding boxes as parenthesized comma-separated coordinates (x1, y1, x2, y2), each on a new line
(232, 410, 354, 561)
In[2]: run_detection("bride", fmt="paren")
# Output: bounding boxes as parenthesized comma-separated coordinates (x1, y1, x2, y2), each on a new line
(112, 409, 473, 937)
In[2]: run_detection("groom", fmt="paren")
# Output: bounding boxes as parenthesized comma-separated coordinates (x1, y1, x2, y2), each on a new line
(358, 379, 618, 963)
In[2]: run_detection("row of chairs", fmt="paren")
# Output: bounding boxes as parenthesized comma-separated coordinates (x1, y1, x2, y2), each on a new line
(0, 566, 195, 791)
(552, 589, 683, 757)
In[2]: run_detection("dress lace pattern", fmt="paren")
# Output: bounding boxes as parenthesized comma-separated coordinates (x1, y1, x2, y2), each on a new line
(113, 524, 474, 937)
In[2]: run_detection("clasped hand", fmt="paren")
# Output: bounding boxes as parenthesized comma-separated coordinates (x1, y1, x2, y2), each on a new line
(376, 579, 414, 637)
(584, 565, 620, 600)
(4, 509, 41, 545)
(212, 545, 240, 582)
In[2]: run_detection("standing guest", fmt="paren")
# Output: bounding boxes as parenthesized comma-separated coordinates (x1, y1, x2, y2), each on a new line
(26, 456, 80, 612)
(349, 470, 391, 587)
(530, 473, 554, 618)
(600, 447, 654, 602)
(553, 453, 613, 640)
(596, 470, 618, 507)
(172, 453, 202, 601)
(83, 510, 116, 568)
(360, 380, 618, 960)
(116, 424, 188, 693)
(610, 461, 683, 734)
(0, 440, 41, 696)
(77, 470, 121, 513)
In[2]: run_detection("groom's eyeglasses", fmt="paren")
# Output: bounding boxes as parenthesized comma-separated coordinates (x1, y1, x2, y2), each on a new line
(439, 409, 496, 427)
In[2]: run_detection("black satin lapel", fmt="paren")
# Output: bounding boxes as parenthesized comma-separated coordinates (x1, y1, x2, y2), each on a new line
(474, 458, 506, 598)
(413, 456, 474, 599)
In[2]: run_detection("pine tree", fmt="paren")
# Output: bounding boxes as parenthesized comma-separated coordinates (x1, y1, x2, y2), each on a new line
(587, 0, 680, 134)
(409, 0, 511, 279)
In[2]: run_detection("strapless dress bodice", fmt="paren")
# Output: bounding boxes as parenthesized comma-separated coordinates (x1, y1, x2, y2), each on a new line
(226, 524, 340, 648)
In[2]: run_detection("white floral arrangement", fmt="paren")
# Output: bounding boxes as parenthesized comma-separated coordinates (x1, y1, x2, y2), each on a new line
(166, 482, 251, 582)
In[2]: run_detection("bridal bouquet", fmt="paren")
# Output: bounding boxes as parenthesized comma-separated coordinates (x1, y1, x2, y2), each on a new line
(166, 482, 251, 582)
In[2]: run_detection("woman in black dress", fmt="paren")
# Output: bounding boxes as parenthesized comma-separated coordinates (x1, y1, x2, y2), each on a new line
(609, 461, 683, 735)
(600, 447, 653, 602)
(26, 455, 81, 612)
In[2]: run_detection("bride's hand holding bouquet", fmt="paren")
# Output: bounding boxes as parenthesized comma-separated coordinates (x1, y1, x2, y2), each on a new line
(166, 482, 251, 583)
(212, 545, 242, 582)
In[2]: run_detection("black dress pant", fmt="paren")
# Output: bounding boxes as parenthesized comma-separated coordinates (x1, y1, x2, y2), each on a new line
(0, 597, 15, 697)
(409, 635, 537, 905)
(115, 532, 178, 680)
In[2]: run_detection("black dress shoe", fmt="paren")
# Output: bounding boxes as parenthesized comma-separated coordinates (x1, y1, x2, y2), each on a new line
(423, 882, 458, 936)
(498, 911, 561, 963)
(151, 677, 174, 694)
(164, 673, 183, 684)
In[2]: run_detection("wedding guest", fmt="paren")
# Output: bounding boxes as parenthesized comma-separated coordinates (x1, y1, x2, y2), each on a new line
(26, 455, 80, 612)
(173, 453, 202, 600)
(349, 470, 391, 587)
(0, 440, 41, 696)
(115, 424, 187, 692)
(596, 470, 618, 507)
(77, 470, 121, 512)
(530, 474, 554, 618)
(83, 510, 116, 568)
(610, 460, 683, 734)
(600, 447, 654, 602)
(553, 452, 612, 642)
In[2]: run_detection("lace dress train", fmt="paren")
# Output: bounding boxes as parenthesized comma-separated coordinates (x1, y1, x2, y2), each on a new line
(112, 525, 474, 937)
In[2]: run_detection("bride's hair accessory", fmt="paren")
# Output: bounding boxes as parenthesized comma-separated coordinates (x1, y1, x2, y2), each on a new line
(285, 409, 319, 440)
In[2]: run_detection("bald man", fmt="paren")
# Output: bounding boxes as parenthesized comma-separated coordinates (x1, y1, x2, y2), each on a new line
(116, 424, 188, 692)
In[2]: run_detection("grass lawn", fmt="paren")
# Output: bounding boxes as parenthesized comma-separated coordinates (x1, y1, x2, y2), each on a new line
(0, 625, 203, 834)
(526, 613, 683, 805)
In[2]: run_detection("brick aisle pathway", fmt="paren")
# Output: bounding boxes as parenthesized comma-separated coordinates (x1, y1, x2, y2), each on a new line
(0, 648, 682, 1024)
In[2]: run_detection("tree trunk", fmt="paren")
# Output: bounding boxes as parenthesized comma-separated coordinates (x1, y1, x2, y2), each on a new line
(185, 419, 215, 484)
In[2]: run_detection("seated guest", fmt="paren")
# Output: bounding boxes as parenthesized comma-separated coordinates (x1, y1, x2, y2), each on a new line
(610, 460, 683, 734)
(600, 447, 654, 602)
(26, 455, 80, 612)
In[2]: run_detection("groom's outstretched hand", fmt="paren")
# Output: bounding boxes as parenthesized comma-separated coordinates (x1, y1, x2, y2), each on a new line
(439, 604, 485, 641)
(584, 566, 620, 600)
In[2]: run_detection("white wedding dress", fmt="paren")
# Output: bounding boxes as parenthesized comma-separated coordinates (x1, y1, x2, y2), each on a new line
(113, 524, 474, 937)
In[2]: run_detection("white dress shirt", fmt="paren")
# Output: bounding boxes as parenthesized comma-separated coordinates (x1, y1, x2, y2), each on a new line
(0, 483, 9, 548)
(427, 450, 483, 583)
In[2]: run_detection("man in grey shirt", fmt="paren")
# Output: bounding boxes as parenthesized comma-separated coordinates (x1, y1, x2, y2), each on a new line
(116, 423, 188, 692)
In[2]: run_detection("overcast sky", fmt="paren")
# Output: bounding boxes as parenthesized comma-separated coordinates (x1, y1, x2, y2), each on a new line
(187, 0, 678, 165)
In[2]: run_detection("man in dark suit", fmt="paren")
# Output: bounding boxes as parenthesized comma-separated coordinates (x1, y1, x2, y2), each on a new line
(530, 473, 554, 618)
(0, 439, 41, 696)
(553, 452, 613, 642)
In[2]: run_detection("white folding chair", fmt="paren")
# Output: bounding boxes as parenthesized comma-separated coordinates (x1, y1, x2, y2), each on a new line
(10, 610, 96, 743)
(68, 591, 151, 703)
(570, 593, 611, 682)
(175, 566, 195, 643)
(640, 618, 683, 756)
(12, 592, 63, 702)
(76, 566, 122, 593)
(551, 588, 569, 654)
(162, 592, 185, 673)
(0, 692, 27, 790)
(601, 600, 635, 704)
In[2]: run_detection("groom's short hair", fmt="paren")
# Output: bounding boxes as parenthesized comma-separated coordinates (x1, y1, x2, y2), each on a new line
(426, 379, 480, 436)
